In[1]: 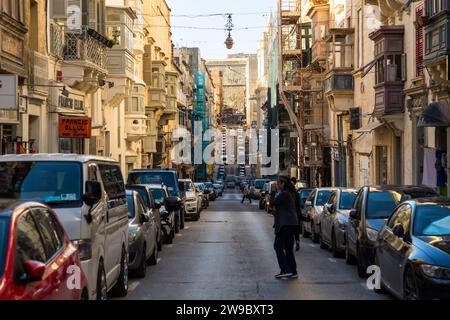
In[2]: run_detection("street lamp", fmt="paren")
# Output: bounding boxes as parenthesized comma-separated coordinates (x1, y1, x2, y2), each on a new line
(225, 14, 234, 50)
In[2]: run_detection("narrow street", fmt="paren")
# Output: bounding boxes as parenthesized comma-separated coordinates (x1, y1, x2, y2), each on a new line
(124, 190, 389, 300)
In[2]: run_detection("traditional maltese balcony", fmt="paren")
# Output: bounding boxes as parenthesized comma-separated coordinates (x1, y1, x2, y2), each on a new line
(324, 28, 355, 112)
(49, 24, 112, 92)
(125, 86, 147, 141)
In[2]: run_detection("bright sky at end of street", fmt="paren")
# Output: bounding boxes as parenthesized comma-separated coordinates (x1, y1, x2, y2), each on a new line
(166, 0, 276, 59)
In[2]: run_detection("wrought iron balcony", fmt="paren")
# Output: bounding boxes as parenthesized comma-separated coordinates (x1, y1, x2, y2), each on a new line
(49, 24, 111, 71)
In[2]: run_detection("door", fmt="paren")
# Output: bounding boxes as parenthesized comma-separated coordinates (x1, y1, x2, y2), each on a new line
(31, 208, 70, 299)
(98, 164, 127, 286)
(13, 211, 52, 300)
(348, 189, 364, 254)
(380, 204, 412, 294)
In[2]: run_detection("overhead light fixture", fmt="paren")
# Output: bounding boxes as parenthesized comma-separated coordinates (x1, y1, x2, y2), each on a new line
(225, 14, 234, 50)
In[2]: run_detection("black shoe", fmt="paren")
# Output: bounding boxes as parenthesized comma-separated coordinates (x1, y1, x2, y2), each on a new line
(275, 272, 291, 279)
(295, 242, 300, 251)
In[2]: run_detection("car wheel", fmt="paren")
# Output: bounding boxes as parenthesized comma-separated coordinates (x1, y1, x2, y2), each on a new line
(319, 226, 327, 249)
(357, 246, 368, 278)
(96, 261, 108, 300)
(345, 241, 356, 265)
(148, 243, 158, 266)
(135, 244, 147, 279)
(110, 246, 129, 297)
(165, 229, 174, 244)
(180, 210, 185, 230)
(403, 266, 421, 300)
(175, 215, 180, 233)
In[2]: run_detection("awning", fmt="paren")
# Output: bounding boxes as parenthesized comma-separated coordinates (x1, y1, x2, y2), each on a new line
(356, 121, 385, 133)
(418, 101, 450, 128)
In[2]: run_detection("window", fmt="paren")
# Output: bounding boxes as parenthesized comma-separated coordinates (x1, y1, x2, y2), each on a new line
(376, 146, 388, 185)
(14, 211, 47, 281)
(316, 190, 333, 206)
(416, 5, 424, 77)
(366, 191, 397, 219)
(357, 8, 363, 67)
(414, 205, 450, 236)
(387, 204, 412, 234)
(98, 164, 126, 201)
(32, 208, 64, 259)
(340, 191, 358, 210)
(0, 217, 9, 277)
(150, 188, 166, 204)
(2, 0, 24, 22)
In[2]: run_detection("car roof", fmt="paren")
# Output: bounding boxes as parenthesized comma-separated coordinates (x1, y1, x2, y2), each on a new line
(412, 198, 450, 206)
(0, 153, 118, 163)
(0, 200, 50, 218)
(367, 185, 436, 192)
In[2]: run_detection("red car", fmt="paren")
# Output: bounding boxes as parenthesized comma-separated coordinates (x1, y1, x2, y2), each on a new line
(0, 200, 88, 300)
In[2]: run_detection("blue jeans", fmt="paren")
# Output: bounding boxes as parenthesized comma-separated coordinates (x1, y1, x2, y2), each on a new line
(274, 226, 297, 274)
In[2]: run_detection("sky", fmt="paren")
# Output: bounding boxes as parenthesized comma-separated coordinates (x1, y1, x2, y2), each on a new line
(166, 0, 277, 59)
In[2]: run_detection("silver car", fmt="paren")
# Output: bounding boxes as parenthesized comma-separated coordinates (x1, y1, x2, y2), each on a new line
(302, 188, 336, 242)
(319, 189, 358, 257)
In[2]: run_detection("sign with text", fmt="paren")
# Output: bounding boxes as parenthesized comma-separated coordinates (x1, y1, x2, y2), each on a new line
(59, 116, 92, 139)
(0, 75, 18, 110)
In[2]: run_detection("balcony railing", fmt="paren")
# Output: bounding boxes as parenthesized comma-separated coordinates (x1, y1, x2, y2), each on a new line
(49, 24, 109, 70)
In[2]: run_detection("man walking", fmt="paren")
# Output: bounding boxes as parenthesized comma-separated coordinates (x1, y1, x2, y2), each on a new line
(241, 184, 252, 204)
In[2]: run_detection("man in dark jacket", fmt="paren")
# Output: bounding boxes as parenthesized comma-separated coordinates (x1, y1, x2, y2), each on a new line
(270, 176, 299, 280)
(291, 177, 302, 251)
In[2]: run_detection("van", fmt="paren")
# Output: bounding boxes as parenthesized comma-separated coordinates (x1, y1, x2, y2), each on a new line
(0, 154, 129, 300)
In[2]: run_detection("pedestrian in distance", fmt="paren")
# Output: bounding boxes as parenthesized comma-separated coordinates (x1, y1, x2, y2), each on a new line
(241, 185, 252, 204)
(290, 177, 302, 251)
(270, 176, 299, 280)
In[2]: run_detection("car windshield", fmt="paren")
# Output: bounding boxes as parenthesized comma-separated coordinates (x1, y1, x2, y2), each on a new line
(340, 191, 358, 210)
(0, 162, 82, 207)
(213, 184, 221, 188)
(194, 184, 204, 191)
(151, 189, 166, 204)
(126, 193, 135, 218)
(367, 191, 398, 219)
(414, 205, 450, 237)
(128, 172, 178, 196)
(255, 180, 268, 189)
(183, 182, 195, 192)
(0, 217, 9, 277)
(204, 183, 213, 189)
(316, 190, 333, 206)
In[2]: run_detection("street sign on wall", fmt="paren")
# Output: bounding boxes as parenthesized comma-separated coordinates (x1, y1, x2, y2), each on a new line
(0, 75, 18, 110)
(59, 116, 92, 139)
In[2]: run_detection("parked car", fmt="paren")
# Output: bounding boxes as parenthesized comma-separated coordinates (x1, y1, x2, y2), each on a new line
(0, 201, 88, 300)
(149, 184, 175, 244)
(297, 188, 313, 233)
(375, 198, 450, 300)
(204, 182, 217, 201)
(226, 175, 237, 189)
(346, 185, 440, 278)
(179, 179, 201, 221)
(302, 188, 336, 242)
(126, 190, 158, 278)
(319, 189, 358, 257)
(126, 184, 162, 251)
(253, 179, 270, 200)
(128, 169, 186, 232)
(0, 154, 129, 300)
(194, 183, 209, 209)
(213, 183, 223, 197)
(216, 180, 225, 192)
(259, 183, 269, 210)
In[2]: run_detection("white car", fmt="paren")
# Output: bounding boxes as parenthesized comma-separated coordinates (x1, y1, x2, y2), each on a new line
(302, 188, 337, 243)
(0, 154, 129, 300)
(179, 179, 201, 221)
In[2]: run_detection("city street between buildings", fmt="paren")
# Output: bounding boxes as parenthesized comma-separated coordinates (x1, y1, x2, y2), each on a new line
(123, 190, 388, 300)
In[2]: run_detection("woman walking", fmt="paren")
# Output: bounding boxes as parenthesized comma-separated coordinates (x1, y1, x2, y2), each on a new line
(270, 176, 299, 280)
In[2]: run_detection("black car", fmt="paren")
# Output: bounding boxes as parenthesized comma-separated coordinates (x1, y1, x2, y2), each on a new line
(204, 182, 217, 201)
(128, 169, 186, 232)
(346, 185, 440, 278)
(149, 184, 176, 244)
(376, 198, 450, 300)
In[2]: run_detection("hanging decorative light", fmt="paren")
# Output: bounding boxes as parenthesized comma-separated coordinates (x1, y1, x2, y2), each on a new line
(224, 14, 234, 49)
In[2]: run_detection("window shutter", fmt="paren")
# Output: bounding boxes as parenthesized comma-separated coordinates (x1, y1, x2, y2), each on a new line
(50, 0, 67, 19)
(67, 0, 82, 30)
(401, 53, 407, 81)
(416, 4, 424, 77)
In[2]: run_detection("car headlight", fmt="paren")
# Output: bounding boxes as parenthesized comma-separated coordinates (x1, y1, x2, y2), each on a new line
(420, 264, 450, 280)
(366, 228, 378, 242)
(73, 239, 92, 261)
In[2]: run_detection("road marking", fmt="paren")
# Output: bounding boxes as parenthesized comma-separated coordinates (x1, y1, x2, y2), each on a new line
(328, 258, 337, 263)
(166, 244, 174, 248)
(128, 281, 140, 292)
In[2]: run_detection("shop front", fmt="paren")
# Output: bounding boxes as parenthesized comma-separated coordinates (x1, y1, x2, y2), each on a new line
(58, 116, 92, 154)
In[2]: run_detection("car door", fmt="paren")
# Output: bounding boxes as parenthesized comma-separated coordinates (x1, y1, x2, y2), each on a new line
(31, 207, 71, 299)
(379, 204, 412, 294)
(13, 210, 52, 300)
(136, 194, 152, 257)
(98, 164, 127, 285)
(348, 189, 364, 254)
(323, 192, 337, 243)
(148, 190, 160, 239)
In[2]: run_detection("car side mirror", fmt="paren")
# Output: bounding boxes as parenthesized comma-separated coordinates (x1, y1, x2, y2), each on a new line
(392, 224, 405, 238)
(350, 208, 359, 219)
(165, 196, 182, 212)
(23, 260, 46, 283)
(83, 181, 102, 207)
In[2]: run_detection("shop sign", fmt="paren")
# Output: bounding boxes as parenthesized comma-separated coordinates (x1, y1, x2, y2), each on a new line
(59, 116, 92, 139)
(0, 75, 18, 110)
(58, 95, 85, 111)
